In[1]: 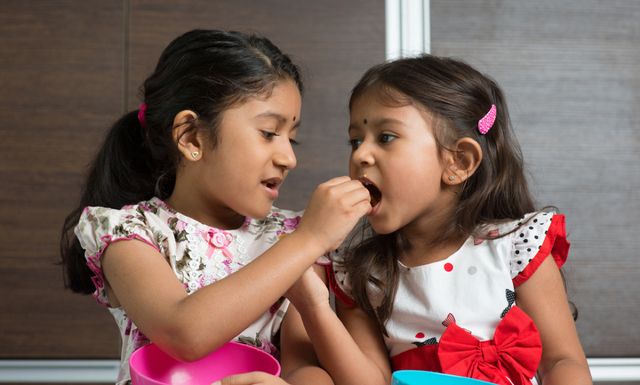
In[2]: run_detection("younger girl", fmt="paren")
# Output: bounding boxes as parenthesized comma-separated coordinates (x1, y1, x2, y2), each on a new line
(60, 29, 371, 385)
(288, 55, 592, 385)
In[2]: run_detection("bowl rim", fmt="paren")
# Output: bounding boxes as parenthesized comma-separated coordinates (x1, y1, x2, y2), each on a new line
(129, 341, 281, 383)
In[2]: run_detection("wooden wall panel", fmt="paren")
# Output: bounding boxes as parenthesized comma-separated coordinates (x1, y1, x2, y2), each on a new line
(0, 0, 384, 360)
(431, 0, 640, 357)
(0, 2, 124, 358)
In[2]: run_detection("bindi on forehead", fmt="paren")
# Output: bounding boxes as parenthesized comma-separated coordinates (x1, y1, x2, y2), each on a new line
(364, 119, 368, 124)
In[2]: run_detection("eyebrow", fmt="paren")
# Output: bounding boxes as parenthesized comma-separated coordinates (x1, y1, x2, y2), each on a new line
(255, 111, 301, 128)
(348, 117, 406, 132)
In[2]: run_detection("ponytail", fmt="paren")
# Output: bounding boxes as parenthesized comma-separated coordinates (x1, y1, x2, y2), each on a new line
(60, 110, 166, 294)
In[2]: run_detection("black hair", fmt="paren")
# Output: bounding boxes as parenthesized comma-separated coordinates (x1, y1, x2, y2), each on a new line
(342, 54, 539, 330)
(60, 29, 304, 294)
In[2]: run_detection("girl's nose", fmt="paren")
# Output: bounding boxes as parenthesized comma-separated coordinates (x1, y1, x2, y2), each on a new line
(351, 141, 374, 166)
(274, 141, 297, 170)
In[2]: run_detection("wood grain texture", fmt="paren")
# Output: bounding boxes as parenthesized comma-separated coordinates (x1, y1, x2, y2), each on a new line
(0, 2, 125, 358)
(431, 0, 640, 356)
(0, 0, 384, 360)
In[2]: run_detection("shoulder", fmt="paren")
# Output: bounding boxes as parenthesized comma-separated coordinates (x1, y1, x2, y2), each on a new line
(240, 206, 304, 246)
(490, 212, 570, 287)
(74, 199, 168, 254)
(247, 206, 303, 232)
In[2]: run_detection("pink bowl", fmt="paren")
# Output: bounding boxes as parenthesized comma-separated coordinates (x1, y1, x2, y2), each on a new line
(130, 342, 281, 385)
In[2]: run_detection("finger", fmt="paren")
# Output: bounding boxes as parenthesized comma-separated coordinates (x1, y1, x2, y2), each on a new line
(340, 181, 373, 206)
(320, 175, 352, 187)
(218, 371, 272, 385)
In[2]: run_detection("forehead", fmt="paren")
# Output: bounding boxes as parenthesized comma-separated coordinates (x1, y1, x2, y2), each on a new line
(227, 80, 301, 113)
(350, 94, 431, 127)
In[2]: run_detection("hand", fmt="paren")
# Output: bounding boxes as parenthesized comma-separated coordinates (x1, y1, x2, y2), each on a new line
(295, 176, 371, 254)
(285, 266, 330, 311)
(211, 371, 289, 385)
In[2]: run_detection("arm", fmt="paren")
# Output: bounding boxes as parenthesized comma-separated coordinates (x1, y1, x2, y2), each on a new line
(280, 263, 334, 384)
(288, 267, 391, 385)
(101, 177, 371, 362)
(210, 264, 336, 385)
(516, 256, 593, 385)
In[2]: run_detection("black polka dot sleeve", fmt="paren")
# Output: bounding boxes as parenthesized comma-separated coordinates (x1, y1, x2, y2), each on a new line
(510, 212, 570, 287)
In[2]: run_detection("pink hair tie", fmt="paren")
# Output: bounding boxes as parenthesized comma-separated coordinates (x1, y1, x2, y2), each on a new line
(138, 103, 147, 128)
(478, 104, 496, 135)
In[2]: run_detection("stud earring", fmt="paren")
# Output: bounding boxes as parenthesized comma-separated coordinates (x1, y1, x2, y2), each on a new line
(191, 151, 199, 159)
(449, 175, 455, 181)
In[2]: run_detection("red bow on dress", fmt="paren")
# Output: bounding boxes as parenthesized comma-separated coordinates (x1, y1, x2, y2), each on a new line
(438, 306, 542, 385)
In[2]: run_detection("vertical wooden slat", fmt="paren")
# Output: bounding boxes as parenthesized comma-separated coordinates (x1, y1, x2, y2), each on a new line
(0, 1, 125, 358)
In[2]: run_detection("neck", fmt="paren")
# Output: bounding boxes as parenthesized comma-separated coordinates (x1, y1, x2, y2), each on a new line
(400, 236, 467, 267)
(399, 206, 466, 267)
(165, 187, 246, 231)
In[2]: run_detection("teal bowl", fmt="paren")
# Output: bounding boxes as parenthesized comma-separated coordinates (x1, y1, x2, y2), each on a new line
(392, 371, 493, 385)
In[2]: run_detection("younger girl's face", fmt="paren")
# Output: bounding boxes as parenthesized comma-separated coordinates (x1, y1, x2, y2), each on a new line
(348, 94, 453, 235)
(195, 80, 302, 226)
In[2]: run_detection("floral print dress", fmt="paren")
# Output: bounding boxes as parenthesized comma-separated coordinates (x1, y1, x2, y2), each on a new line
(75, 197, 327, 385)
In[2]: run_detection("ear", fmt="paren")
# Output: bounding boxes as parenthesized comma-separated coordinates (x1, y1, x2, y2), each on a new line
(442, 137, 483, 185)
(172, 110, 203, 161)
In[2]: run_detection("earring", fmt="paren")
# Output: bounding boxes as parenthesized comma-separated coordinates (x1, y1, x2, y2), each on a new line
(191, 151, 199, 159)
(449, 175, 455, 181)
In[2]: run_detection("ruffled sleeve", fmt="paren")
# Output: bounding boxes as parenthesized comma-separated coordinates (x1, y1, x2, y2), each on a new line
(510, 212, 570, 287)
(74, 205, 162, 306)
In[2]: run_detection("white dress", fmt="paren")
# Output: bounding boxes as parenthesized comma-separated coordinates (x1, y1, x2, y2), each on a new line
(329, 212, 569, 385)
(76, 197, 328, 385)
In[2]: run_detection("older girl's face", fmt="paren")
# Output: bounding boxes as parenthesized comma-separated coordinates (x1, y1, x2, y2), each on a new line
(348, 94, 454, 235)
(193, 80, 302, 227)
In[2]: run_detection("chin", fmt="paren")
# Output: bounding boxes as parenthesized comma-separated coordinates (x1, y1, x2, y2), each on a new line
(369, 220, 397, 235)
(248, 206, 273, 220)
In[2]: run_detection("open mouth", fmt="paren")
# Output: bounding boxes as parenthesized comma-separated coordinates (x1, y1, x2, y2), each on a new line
(262, 181, 277, 189)
(261, 177, 282, 190)
(363, 183, 382, 207)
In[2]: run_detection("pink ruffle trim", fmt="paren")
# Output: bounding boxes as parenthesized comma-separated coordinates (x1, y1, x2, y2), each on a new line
(86, 234, 160, 307)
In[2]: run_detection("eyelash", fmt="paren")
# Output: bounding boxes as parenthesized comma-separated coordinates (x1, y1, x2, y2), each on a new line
(262, 131, 278, 140)
(348, 139, 362, 151)
(348, 134, 395, 150)
(262, 131, 300, 146)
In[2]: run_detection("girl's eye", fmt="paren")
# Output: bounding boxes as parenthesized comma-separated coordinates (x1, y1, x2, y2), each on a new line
(261, 131, 279, 140)
(289, 138, 300, 146)
(348, 139, 363, 151)
(379, 134, 396, 144)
